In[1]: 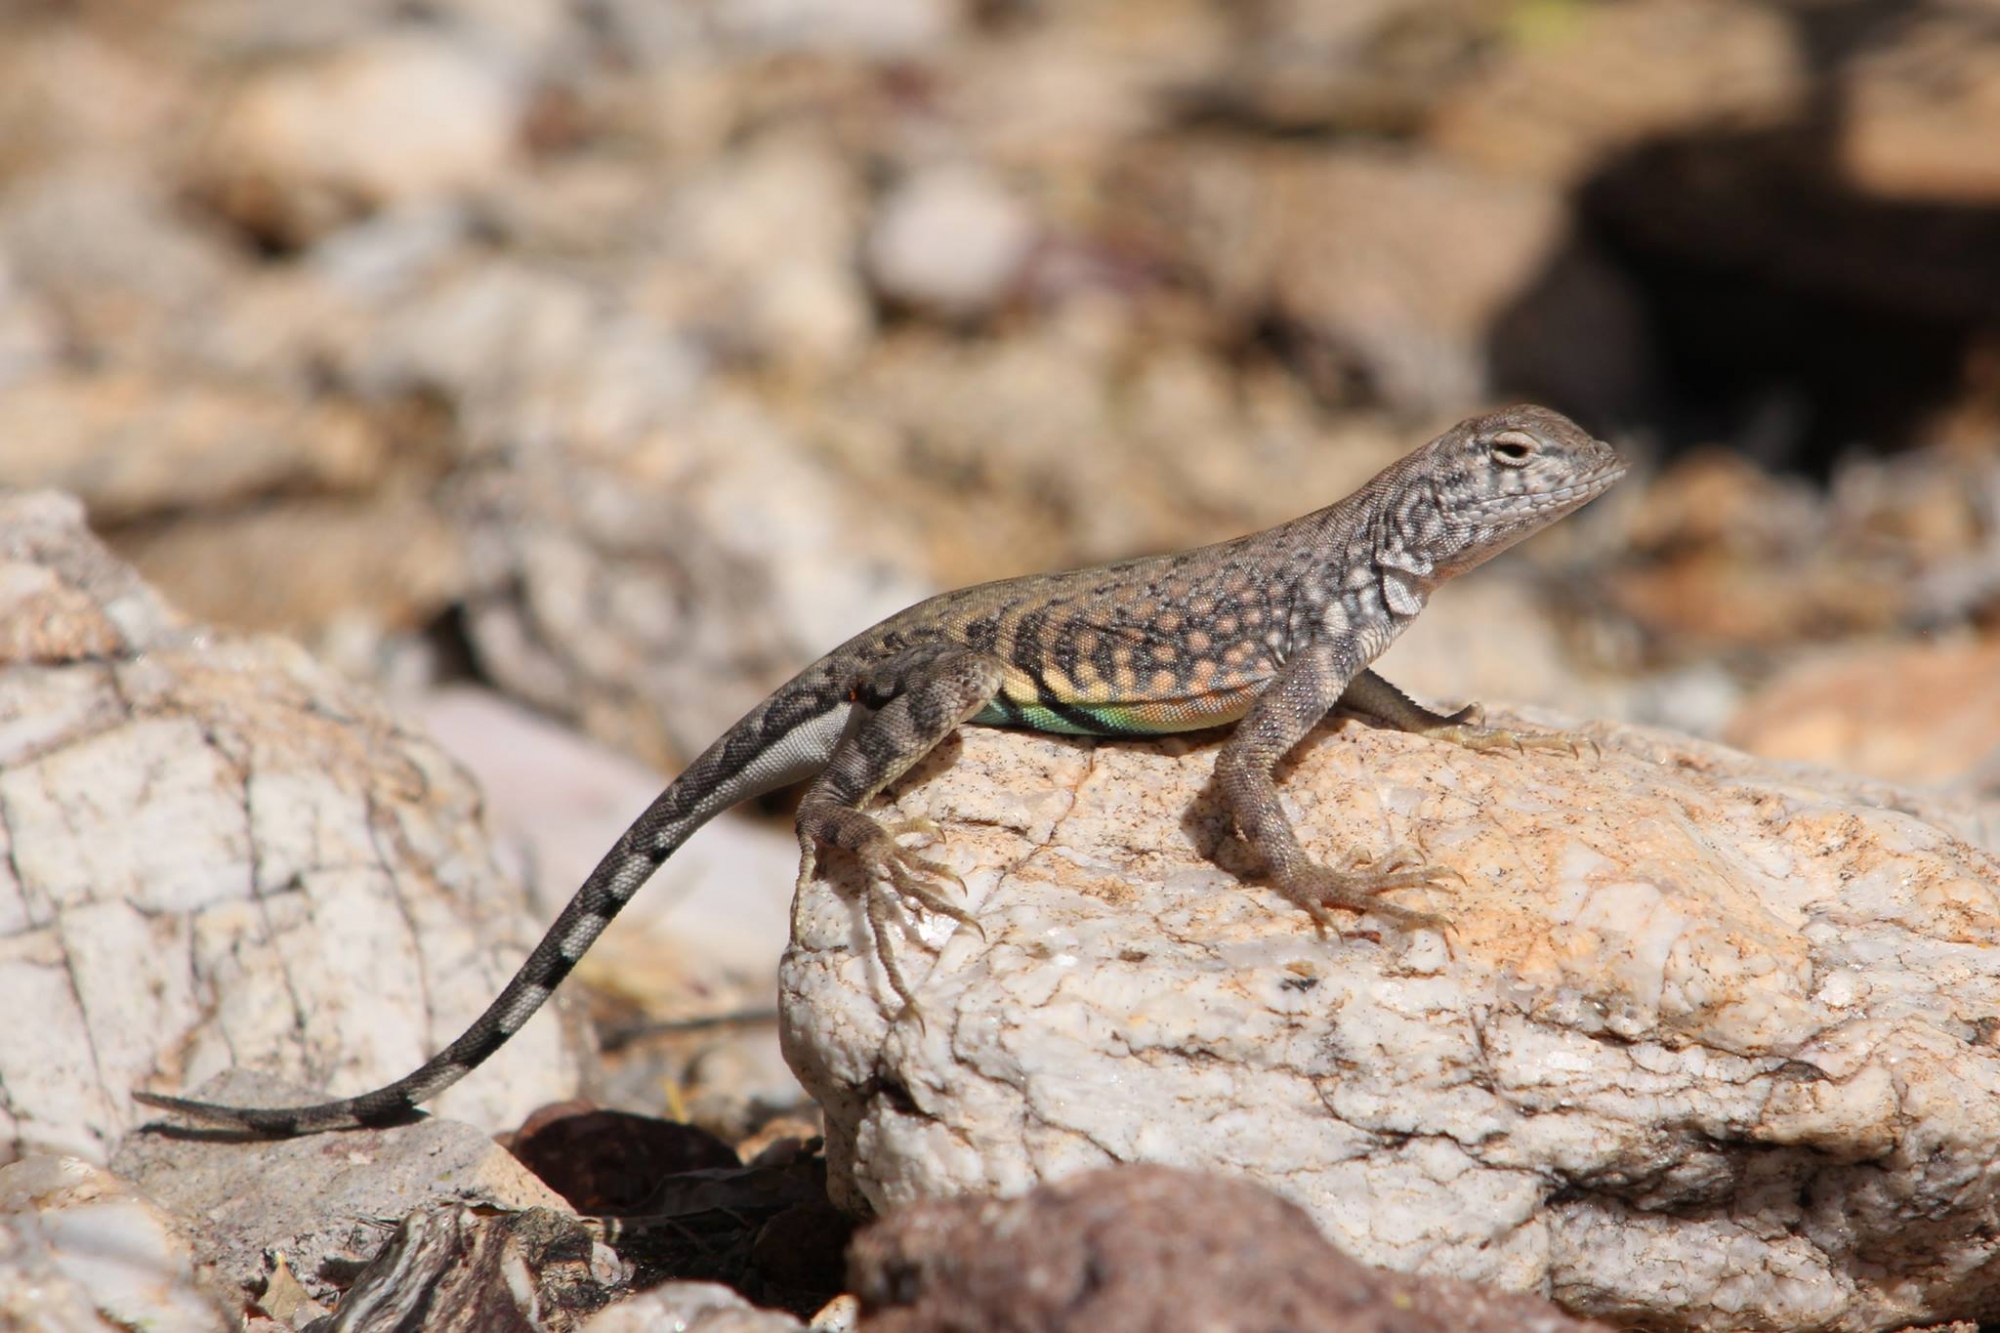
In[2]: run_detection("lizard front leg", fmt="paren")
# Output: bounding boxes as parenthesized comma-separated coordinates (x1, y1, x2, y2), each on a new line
(1215, 647, 1451, 933)
(1338, 669, 1592, 756)
(795, 647, 1006, 1010)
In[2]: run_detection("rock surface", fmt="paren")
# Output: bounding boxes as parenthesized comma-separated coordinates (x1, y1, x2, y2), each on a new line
(113, 1069, 580, 1309)
(865, 163, 1037, 320)
(781, 714, 2000, 1332)
(581, 1282, 808, 1333)
(0, 491, 585, 1163)
(196, 30, 527, 246)
(449, 378, 930, 770)
(1726, 636, 2000, 791)
(0, 1155, 232, 1333)
(1156, 144, 1649, 417)
(302, 1200, 621, 1333)
(850, 1164, 1610, 1333)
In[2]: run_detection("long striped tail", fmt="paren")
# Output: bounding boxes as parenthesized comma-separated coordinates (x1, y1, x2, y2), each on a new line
(135, 803, 700, 1132)
(135, 681, 856, 1134)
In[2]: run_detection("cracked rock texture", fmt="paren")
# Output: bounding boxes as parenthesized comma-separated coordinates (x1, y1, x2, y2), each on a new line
(0, 490, 586, 1163)
(781, 714, 2000, 1332)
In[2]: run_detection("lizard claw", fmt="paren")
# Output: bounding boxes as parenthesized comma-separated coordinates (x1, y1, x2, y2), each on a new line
(854, 833, 987, 1015)
(881, 845, 982, 937)
(887, 815, 946, 845)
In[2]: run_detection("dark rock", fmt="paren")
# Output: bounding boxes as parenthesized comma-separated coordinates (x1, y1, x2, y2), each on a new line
(508, 1102, 742, 1215)
(849, 1165, 1610, 1333)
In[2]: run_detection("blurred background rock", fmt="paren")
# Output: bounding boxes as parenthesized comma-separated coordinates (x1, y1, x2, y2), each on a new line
(2, 0, 1996, 1129)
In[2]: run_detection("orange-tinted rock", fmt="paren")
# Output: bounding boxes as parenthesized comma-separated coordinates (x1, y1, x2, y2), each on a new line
(1727, 637, 2000, 787)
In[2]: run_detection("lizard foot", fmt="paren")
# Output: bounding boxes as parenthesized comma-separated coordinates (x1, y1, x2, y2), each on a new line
(864, 838, 977, 930)
(1276, 849, 1457, 934)
(1422, 704, 1599, 758)
(794, 819, 983, 1017)
(856, 833, 984, 1017)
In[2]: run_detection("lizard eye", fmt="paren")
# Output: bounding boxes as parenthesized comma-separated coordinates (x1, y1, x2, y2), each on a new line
(1488, 431, 1538, 466)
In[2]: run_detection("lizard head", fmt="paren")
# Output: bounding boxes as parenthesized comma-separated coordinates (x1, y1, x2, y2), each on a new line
(1414, 404, 1625, 577)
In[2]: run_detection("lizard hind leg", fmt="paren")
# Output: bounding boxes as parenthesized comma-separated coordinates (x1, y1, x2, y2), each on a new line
(794, 647, 1006, 1012)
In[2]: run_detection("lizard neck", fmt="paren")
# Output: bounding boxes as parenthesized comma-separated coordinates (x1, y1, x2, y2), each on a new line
(1369, 487, 1440, 619)
(1275, 478, 1436, 662)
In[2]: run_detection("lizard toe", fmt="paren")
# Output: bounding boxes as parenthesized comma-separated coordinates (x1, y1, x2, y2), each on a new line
(1277, 858, 1456, 935)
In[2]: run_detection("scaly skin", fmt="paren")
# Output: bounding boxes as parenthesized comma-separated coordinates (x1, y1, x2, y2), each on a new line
(135, 404, 1624, 1134)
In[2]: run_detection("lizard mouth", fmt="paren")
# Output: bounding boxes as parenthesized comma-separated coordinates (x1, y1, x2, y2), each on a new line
(1464, 460, 1626, 516)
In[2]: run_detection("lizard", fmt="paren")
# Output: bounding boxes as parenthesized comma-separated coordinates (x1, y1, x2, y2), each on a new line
(136, 403, 1623, 1134)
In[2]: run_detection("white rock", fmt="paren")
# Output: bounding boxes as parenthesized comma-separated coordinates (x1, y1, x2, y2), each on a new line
(349, 258, 707, 436)
(0, 1156, 230, 1333)
(206, 31, 524, 226)
(866, 164, 1037, 319)
(583, 1281, 805, 1333)
(0, 163, 238, 357)
(703, 0, 958, 57)
(0, 493, 586, 1163)
(307, 200, 472, 300)
(781, 718, 2000, 1332)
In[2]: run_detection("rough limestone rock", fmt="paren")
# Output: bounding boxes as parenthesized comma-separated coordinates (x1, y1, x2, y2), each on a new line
(0, 1154, 232, 1333)
(0, 490, 586, 1164)
(112, 1070, 581, 1309)
(780, 712, 2000, 1332)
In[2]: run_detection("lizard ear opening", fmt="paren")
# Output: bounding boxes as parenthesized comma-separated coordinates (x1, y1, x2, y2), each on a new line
(1488, 430, 1538, 465)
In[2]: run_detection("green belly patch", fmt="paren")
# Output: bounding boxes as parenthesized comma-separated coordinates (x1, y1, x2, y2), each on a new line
(971, 685, 1261, 736)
